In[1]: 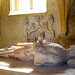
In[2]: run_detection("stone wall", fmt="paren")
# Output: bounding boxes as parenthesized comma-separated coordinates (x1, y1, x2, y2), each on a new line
(68, 1, 75, 37)
(0, 0, 60, 48)
(24, 14, 57, 42)
(54, 1, 75, 49)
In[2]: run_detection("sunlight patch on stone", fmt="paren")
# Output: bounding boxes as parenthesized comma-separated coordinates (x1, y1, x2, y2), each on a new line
(0, 61, 33, 73)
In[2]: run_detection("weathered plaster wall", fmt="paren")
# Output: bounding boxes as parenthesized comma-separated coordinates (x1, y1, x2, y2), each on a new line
(0, 0, 60, 48)
(56, 0, 74, 35)
(0, 0, 1, 34)
(0, 16, 25, 47)
(0, 0, 26, 48)
(68, 1, 75, 37)
(54, 1, 75, 49)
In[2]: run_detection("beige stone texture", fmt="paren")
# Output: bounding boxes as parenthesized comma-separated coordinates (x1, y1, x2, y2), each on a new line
(34, 42, 66, 66)
(0, 0, 60, 48)
(54, 1, 75, 49)
(0, 0, 75, 49)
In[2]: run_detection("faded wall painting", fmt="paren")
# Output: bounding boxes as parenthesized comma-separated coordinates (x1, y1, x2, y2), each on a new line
(24, 14, 57, 42)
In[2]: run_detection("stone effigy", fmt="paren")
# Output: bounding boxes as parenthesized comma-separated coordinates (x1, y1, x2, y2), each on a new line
(69, 45, 75, 58)
(67, 45, 75, 67)
(0, 32, 75, 67)
(34, 42, 67, 66)
(14, 44, 35, 61)
(67, 58, 75, 67)
(0, 44, 35, 61)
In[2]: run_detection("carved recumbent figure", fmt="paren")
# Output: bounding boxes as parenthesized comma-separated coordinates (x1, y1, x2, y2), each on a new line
(0, 32, 75, 67)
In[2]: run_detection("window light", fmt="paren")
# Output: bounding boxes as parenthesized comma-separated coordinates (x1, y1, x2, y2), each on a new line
(9, 0, 47, 15)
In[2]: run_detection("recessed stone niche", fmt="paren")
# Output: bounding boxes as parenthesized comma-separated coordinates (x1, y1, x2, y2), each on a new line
(54, 1, 75, 49)
(68, 1, 75, 37)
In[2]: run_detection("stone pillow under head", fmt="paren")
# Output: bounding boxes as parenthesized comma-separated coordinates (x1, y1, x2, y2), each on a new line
(67, 58, 75, 67)
(34, 43, 67, 66)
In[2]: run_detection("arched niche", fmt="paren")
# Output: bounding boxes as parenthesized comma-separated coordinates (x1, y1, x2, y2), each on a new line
(68, 0, 75, 37)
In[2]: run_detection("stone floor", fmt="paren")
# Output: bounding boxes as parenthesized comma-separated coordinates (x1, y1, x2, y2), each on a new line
(0, 58, 75, 75)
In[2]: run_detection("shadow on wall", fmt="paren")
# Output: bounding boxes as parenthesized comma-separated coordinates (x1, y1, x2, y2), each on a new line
(54, 35, 75, 49)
